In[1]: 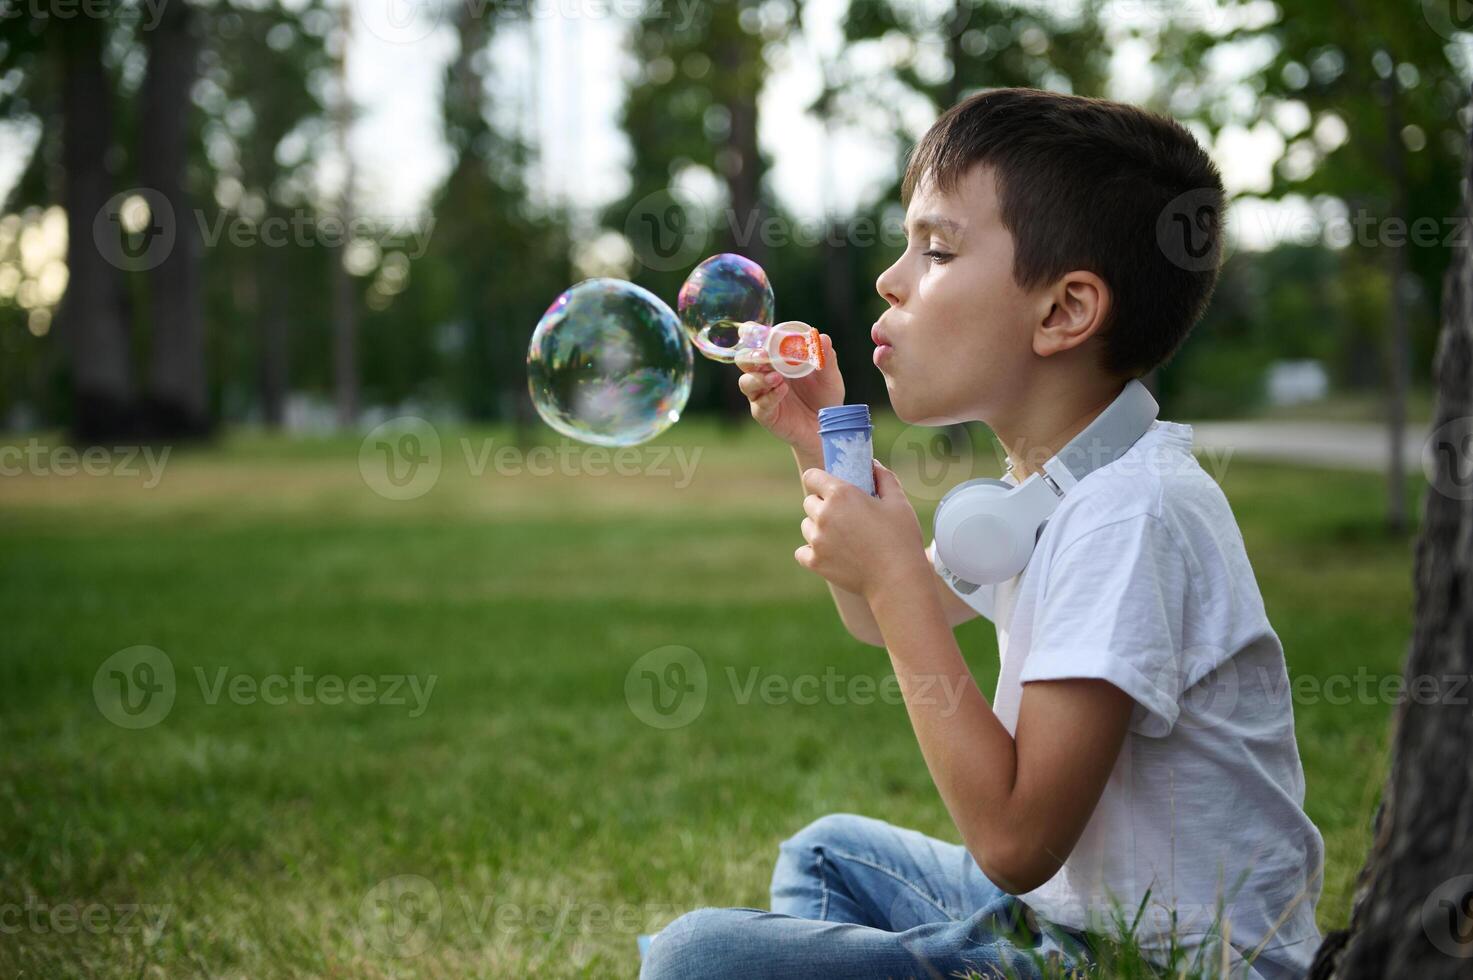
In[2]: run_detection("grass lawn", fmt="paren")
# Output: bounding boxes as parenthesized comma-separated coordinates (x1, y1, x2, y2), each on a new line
(0, 417, 1420, 977)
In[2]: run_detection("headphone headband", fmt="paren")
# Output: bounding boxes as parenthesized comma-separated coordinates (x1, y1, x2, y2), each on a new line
(1049, 378, 1160, 484)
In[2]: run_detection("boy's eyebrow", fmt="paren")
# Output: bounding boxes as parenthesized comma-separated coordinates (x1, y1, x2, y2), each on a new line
(905, 214, 963, 237)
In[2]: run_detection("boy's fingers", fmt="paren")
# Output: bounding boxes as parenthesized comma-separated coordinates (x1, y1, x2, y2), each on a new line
(872, 460, 904, 499)
(738, 372, 783, 401)
(735, 350, 771, 374)
(801, 467, 845, 497)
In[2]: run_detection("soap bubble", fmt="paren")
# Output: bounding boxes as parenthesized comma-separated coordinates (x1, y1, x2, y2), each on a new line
(527, 279, 693, 447)
(677, 253, 775, 361)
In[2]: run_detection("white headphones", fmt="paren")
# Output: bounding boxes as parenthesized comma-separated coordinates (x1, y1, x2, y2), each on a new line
(932, 380, 1159, 593)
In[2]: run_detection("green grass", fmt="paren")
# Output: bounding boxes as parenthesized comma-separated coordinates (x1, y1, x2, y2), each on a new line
(0, 418, 1421, 977)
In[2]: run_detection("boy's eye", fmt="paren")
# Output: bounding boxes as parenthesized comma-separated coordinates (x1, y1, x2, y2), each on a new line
(923, 249, 954, 265)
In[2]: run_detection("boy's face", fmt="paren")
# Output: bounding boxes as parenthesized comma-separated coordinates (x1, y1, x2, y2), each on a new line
(873, 164, 1042, 426)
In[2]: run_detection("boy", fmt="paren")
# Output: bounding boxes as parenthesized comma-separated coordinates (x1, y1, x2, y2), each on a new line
(641, 89, 1324, 980)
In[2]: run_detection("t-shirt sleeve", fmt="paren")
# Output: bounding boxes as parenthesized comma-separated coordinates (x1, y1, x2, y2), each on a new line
(1019, 513, 1187, 737)
(927, 539, 996, 622)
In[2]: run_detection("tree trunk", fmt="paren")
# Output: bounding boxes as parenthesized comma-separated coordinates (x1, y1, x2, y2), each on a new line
(55, 20, 134, 443)
(1379, 70, 1411, 533)
(716, 27, 764, 425)
(1307, 96, 1473, 980)
(141, 0, 210, 438)
(257, 224, 289, 428)
(332, 2, 360, 429)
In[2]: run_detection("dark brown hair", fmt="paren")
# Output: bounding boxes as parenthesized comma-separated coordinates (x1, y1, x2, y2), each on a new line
(902, 88, 1226, 377)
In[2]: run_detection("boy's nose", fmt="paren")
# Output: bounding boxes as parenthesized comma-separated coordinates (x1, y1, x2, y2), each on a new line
(875, 260, 904, 307)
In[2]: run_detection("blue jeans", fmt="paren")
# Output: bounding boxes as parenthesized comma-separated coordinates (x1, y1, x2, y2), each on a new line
(640, 813, 1094, 980)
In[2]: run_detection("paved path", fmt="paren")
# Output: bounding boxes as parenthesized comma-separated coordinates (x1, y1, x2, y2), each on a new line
(1186, 420, 1431, 473)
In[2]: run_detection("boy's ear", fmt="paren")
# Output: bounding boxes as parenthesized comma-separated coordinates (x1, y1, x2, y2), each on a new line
(1033, 272, 1111, 359)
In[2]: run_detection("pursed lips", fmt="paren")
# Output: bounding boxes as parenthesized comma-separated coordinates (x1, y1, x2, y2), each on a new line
(871, 322, 895, 368)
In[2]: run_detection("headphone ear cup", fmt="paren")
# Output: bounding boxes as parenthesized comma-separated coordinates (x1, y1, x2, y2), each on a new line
(935, 477, 1012, 509)
(933, 478, 1040, 585)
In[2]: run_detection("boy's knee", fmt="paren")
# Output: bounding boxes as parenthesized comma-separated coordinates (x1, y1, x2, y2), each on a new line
(640, 907, 751, 980)
(779, 811, 878, 857)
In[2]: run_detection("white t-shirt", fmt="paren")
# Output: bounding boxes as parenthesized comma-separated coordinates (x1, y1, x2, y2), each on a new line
(929, 421, 1325, 980)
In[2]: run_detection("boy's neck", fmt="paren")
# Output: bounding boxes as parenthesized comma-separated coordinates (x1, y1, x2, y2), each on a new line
(992, 375, 1129, 482)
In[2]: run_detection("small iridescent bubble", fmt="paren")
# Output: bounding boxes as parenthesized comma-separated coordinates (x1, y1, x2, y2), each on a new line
(677, 253, 776, 361)
(527, 279, 693, 447)
(677, 253, 822, 378)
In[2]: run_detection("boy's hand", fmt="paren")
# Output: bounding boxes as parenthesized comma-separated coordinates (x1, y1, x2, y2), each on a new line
(736, 333, 843, 458)
(795, 461, 929, 601)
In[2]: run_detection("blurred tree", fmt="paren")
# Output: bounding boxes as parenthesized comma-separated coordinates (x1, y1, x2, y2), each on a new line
(1154, 1, 1466, 527)
(141, 0, 209, 437)
(331, 2, 358, 428)
(393, 0, 569, 426)
(0, 11, 134, 439)
(841, 0, 1110, 111)
(0, 17, 69, 426)
(1162, 243, 1359, 419)
(51, 14, 135, 442)
(612, 0, 796, 421)
(197, 2, 333, 427)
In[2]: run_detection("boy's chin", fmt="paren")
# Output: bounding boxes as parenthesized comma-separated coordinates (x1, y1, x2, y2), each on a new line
(886, 383, 964, 427)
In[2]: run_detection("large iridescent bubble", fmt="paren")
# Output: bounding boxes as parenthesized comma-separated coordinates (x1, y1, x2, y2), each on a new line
(677, 253, 776, 361)
(527, 279, 693, 447)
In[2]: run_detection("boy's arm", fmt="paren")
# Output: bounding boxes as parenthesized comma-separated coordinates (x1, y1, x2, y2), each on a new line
(790, 445, 979, 647)
(867, 572, 1134, 894)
